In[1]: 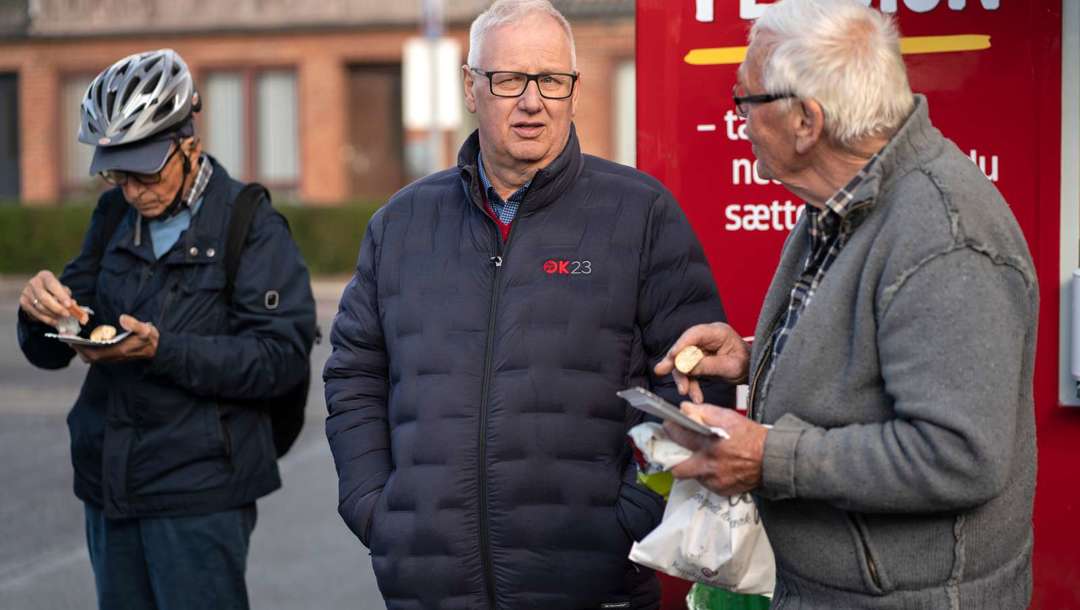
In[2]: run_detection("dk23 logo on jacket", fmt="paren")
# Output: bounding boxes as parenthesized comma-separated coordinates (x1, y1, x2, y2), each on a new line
(543, 259, 592, 275)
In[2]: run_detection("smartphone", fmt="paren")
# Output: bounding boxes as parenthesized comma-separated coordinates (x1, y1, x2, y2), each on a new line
(616, 386, 721, 437)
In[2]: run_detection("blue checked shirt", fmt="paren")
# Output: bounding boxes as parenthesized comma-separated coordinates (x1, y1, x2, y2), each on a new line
(755, 154, 880, 409)
(478, 152, 530, 224)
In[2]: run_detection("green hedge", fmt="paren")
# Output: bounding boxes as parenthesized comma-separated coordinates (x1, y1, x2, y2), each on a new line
(0, 201, 381, 277)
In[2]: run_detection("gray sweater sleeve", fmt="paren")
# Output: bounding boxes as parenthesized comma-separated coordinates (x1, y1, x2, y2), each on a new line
(760, 246, 1034, 513)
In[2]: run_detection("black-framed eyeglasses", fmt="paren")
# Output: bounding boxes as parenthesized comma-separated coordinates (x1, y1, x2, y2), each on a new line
(99, 142, 180, 187)
(732, 84, 797, 118)
(469, 67, 579, 100)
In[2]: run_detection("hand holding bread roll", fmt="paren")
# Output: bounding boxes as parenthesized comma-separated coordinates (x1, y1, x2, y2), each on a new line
(654, 323, 752, 403)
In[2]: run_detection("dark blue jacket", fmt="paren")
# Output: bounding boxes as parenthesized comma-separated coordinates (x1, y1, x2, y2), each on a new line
(325, 128, 731, 610)
(18, 158, 316, 518)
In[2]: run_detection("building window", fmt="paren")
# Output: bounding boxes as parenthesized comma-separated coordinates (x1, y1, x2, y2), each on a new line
(613, 60, 636, 168)
(201, 68, 299, 190)
(204, 72, 245, 177)
(62, 75, 95, 194)
(256, 71, 299, 183)
(0, 73, 19, 201)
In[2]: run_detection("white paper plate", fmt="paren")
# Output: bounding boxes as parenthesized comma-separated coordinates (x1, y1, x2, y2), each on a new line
(44, 331, 133, 347)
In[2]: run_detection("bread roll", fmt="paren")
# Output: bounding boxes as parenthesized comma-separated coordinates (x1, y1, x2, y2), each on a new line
(89, 325, 117, 342)
(674, 345, 705, 375)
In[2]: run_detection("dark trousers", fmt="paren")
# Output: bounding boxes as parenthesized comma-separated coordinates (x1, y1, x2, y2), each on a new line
(84, 503, 257, 610)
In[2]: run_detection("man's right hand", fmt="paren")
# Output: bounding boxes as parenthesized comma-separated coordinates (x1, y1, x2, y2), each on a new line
(654, 322, 751, 403)
(19, 270, 82, 328)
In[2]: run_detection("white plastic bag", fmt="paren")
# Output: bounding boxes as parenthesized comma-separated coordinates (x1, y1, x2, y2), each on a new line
(627, 423, 775, 596)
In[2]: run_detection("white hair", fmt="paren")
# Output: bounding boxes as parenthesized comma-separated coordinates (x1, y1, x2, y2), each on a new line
(467, 0, 577, 71)
(750, 0, 914, 148)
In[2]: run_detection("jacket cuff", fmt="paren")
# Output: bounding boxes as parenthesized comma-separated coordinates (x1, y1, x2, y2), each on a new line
(17, 307, 41, 344)
(146, 331, 179, 377)
(758, 414, 809, 500)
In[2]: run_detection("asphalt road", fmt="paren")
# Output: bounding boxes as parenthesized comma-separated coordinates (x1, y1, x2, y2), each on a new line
(0, 278, 385, 610)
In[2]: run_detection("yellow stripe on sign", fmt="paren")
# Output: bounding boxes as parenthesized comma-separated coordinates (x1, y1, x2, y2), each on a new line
(684, 34, 991, 66)
(684, 46, 747, 66)
(900, 34, 991, 55)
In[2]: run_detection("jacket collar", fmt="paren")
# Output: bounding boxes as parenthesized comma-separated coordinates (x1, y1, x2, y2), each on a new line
(111, 156, 234, 266)
(458, 123, 585, 217)
(845, 94, 942, 207)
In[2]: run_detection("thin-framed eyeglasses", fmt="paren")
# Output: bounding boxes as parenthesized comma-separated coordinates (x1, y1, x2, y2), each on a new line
(99, 142, 180, 187)
(732, 84, 797, 118)
(469, 67, 579, 100)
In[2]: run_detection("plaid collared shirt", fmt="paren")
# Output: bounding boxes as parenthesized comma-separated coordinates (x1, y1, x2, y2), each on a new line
(184, 154, 213, 212)
(755, 154, 880, 409)
(478, 152, 529, 224)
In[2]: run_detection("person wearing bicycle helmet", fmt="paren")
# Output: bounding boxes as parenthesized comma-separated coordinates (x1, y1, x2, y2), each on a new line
(16, 48, 316, 610)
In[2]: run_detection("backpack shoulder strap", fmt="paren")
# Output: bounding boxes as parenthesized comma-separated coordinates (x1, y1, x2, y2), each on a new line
(224, 183, 269, 299)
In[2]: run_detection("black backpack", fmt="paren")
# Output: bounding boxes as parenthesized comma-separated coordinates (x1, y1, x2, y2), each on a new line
(96, 183, 309, 458)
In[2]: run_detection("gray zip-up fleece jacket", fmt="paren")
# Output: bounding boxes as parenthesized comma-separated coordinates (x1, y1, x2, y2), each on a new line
(749, 95, 1037, 609)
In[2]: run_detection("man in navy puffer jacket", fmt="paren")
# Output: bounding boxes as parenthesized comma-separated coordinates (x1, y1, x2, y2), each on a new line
(324, 2, 732, 608)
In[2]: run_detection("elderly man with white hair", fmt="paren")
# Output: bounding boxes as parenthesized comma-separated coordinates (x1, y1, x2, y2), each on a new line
(325, 0, 733, 608)
(655, 0, 1037, 607)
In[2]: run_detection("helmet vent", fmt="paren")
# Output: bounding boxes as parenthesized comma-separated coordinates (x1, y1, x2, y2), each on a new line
(144, 55, 162, 72)
(142, 73, 162, 95)
(152, 98, 176, 123)
(122, 77, 141, 105)
(106, 90, 117, 118)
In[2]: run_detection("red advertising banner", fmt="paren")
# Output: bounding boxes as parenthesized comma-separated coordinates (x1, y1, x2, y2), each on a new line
(636, 1, 1074, 607)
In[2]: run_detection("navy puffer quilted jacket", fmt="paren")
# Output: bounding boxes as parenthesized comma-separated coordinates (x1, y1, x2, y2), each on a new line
(325, 127, 731, 610)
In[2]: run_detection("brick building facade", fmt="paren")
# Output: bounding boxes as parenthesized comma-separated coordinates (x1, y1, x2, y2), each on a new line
(0, 0, 635, 205)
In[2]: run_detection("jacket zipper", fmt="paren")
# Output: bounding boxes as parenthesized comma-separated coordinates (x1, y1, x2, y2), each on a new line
(747, 199, 864, 418)
(159, 282, 180, 327)
(747, 308, 787, 422)
(478, 224, 508, 609)
(748, 201, 874, 420)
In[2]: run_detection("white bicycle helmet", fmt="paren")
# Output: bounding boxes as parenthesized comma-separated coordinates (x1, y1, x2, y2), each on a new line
(80, 49, 200, 175)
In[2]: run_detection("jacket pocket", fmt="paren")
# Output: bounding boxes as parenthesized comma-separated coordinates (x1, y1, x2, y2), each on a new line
(203, 403, 234, 471)
(170, 265, 228, 332)
(365, 474, 394, 553)
(848, 512, 890, 594)
(216, 405, 234, 469)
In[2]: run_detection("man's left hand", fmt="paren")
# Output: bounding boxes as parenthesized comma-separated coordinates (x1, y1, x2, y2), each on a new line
(665, 402, 767, 496)
(73, 314, 159, 364)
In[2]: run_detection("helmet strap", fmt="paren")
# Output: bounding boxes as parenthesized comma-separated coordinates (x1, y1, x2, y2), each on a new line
(158, 139, 192, 220)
